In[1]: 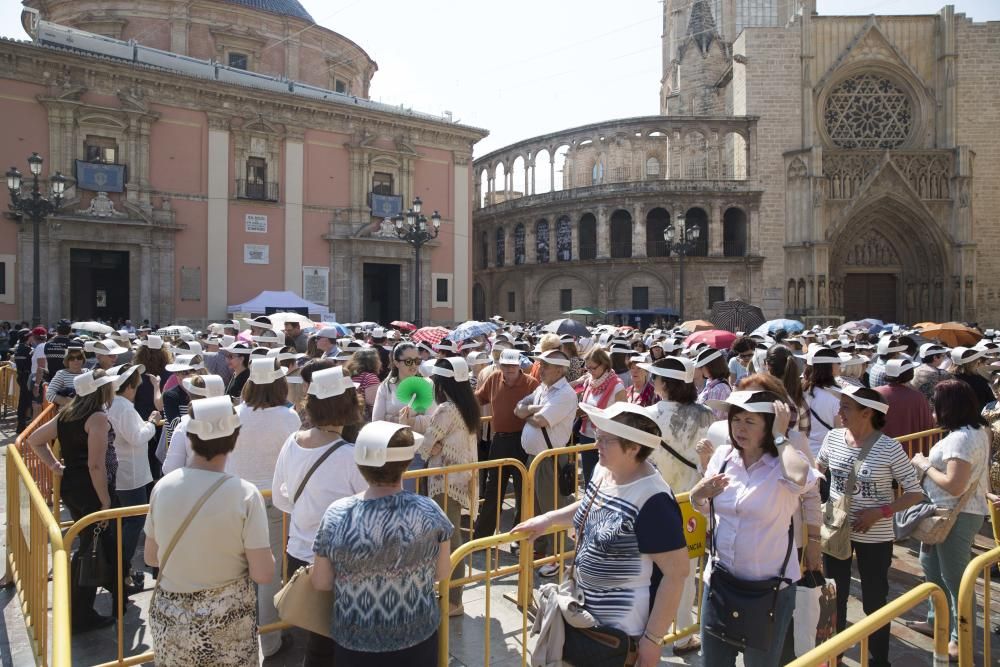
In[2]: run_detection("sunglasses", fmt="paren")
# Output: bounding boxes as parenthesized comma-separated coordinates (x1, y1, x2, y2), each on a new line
(399, 358, 421, 366)
(66, 355, 85, 362)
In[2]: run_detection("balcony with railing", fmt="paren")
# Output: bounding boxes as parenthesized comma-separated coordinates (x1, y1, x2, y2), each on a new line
(236, 180, 280, 202)
(723, 240, 747, 257)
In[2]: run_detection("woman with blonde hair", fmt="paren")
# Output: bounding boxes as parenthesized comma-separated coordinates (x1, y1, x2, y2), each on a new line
(528, 333, 562, 381)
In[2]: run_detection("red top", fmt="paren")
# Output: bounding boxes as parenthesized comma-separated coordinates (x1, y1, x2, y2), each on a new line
(874, 383, 935, 442)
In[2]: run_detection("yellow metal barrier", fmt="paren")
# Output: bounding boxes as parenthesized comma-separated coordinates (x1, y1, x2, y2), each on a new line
(0, 362, 19, 418)
(14, 402, 59, 508)
(3, 445, 72, 667)
(957, 545, 1000, 666)
(787, 582, 950, 667)
(896, 427, 945, 459)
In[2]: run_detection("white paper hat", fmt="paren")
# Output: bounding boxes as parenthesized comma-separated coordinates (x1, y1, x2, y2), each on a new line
(435, 339, 459, 353)
(371, 327, 386, 338)
(74, 370, 114, 397)
(266, 346, 299, 363)
(251, 330, 284, 346)
(187, 395, 241, 439)
(693, 348, 723, 368)
(222, 341, 253, 355)
(884, 358, 919, 378)
(876, 338, 906, 356)
(498, 349, 522, 366)
(465, 351, 490, 366)
(92, 339, 129, 356)
(354, 421, 423, 468)
(637, 356, 696, 383)
(950, 346, 985, 366)
(797, 346, 851, 366)
(249, 357, 288, 385)
(141, 335, 165, 350)
(705, 390, 778, 414)
(182, 374, 226, 398)
(829, 384, 889, 413)
(531, 350, 570, 367)
(307, 366, 359, 399)
(176, 341, 204, 355)
(111, 363, 146, 391)
(165, 354, 205, 373)
(579, 402, 661, 449)
(427, 356, 471, 382)
(221, 335, 236, 347)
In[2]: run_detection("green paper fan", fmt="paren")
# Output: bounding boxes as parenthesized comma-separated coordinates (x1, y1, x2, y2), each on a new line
(396, 376, 434, 414)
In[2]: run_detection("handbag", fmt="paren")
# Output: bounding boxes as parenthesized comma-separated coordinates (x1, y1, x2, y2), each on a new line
(558, 480, 639, 667)
(910, 476, 979, 545)
(542, 426, 577, 497)
(702, 459, 795, 652)
(77, 522, 112, 587)
(820, 431, 878, 560)
(271, 439, 346, 636)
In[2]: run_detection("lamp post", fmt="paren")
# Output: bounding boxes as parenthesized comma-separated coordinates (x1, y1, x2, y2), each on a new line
(6, 154, 65, 326)
(663, 212, 700, 322)
(392, 196, 441, 326)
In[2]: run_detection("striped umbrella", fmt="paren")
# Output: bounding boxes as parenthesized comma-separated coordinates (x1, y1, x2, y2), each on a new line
(450, 320, 498, 342)
(709, 301, 766, 333)
(411, 326, 451, 345)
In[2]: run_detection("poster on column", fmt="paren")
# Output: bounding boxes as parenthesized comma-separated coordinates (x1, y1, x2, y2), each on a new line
(303, 266, 329, 307)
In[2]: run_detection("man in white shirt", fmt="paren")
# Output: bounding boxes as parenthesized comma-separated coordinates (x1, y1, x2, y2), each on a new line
(515, 350, 578, 574)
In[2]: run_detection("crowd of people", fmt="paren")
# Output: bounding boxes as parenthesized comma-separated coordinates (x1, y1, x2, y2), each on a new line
(15, 314, 1000, 666)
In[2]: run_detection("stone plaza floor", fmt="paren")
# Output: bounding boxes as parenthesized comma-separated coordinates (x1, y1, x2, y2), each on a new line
(1, 414, 998, 666)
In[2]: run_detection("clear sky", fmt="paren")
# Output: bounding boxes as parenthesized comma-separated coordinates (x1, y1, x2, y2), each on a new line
(2, 1, 998, 157)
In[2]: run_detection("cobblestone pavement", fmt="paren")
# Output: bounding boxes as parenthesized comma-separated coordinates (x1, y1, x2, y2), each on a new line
(2, 415, 998, 666)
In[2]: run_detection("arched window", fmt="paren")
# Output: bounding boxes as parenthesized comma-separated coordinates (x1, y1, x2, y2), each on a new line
(496, 227, 506, 267)
(723, 208, 747, 256)
(824, 73, 914, 149)
(787, 279, 797, 313)
(579, 214, 597, 260)
(610, 210, 632, 258)
(684, 207, 709, 256)
(556, 216, 572, 261)
(646, 208, 671, 257)
(513, 224, 526, 265)
(536, 220, 550, 263)
(646, 157, 660, 178)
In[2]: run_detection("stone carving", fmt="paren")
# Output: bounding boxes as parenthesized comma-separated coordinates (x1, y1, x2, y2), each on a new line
(824, 73, 913, 149)
(374, 217, 398, 238)
(79, 192, 125, 218)
(825, 151, 951, 200)
(845, 229, 900, 266)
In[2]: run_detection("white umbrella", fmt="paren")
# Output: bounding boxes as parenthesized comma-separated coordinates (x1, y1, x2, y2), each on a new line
(71, 321, 114, 335)
(266, 312, 314, 329)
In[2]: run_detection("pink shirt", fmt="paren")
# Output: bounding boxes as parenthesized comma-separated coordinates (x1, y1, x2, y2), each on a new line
(873, 384, 935, 440)
(701, 445, 817, 583)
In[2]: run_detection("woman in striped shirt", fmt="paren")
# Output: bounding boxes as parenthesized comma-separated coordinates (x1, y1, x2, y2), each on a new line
(817, 385, 923, 667)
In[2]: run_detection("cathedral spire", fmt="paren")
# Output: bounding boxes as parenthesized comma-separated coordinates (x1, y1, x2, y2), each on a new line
(687, 0, 718, 54)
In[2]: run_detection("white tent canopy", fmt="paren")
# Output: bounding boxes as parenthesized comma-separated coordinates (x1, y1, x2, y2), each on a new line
(227, 290, 326, 316)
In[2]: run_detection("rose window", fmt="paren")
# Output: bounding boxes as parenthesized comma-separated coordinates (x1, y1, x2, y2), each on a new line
(824, 73, 913, 149)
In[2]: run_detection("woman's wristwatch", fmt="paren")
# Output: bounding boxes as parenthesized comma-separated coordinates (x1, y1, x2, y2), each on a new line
(773, 434, 787, 446)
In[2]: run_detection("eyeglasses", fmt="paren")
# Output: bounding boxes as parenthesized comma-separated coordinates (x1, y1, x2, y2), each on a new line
(399, 358, 421, 366)
(739, 353, 754, 360)
(586, 364, 602, 372)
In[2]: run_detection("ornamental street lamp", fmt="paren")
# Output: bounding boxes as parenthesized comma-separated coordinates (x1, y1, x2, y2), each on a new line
(663, 212, 700, 322)
(392, 196, 441, 326)
(6, 153, 65, 326)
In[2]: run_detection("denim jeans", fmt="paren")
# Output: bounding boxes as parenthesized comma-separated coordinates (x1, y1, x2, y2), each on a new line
(700, 582, 796, 667)
(921, 511, 985, 642)
(114, 486, 147, 575)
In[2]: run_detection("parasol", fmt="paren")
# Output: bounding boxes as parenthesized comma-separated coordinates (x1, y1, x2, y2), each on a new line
(72, 321, 114, 335)
(686, 329, 738, 350)
(266, 312, 313, 329)
(450, 320, 499, 342)
(918, 322, 982, 348)
(543, 318, 591, 338)
(680, 319, 715, 333)
(390, 320, 417, 332)
(411, 326, 451, 346)
(709, 300, 766, 333)
(752, 319, 805, 336)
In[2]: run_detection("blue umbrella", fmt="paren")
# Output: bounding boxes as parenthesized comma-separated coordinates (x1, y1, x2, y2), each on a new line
(450, 320, 499, 342)
(752, 318, 805, 336)
(306, 322, 351, 336)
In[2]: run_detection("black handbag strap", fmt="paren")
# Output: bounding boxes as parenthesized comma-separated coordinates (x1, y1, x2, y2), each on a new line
(809, 406, 833, 432)
(661, 440, 698, 470)
(541, 426, 553, 449)
(569, 478, 603, 578)
(709, 458, 795, 582)
(294, 439, 345, 503)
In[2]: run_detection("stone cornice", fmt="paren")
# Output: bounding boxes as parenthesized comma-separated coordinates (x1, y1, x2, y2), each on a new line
(0, 38, 487, 152)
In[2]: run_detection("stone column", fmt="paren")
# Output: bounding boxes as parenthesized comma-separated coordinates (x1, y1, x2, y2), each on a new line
(550, 155, 556, 192)
(633, 204, 647, 258)
(206, 118, 229, 318)
(597, 207, 610, 259)
(523, 164, 530, 197)
(530, 161, 536, 195)
(525, 222, 536, 265)
(140, 244, 153, 323)
(571, 215, 580, 261)
(710, 203, 723, 256)
(284, 136, 304, 294)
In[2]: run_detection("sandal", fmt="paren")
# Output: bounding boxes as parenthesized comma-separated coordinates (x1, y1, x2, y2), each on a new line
(673, 636, 701, 656)
(902, 619, 935, 638)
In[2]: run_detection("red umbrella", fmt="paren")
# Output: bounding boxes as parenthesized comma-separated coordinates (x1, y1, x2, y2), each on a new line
(685, 329, 737, 350)
(411, 326, 451, 345)
(390, 320, 417, 332)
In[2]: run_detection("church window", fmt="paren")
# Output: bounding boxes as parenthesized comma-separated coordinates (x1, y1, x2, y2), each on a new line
(228, 52, 249, 70)
(646, 157, 660, 177)
(85, 135, 118, 164)
(824, 73, 913, 149)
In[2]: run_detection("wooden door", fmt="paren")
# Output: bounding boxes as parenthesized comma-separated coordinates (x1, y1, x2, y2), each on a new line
(844, 273, 898, 323)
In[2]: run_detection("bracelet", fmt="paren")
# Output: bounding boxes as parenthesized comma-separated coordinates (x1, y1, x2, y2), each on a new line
(642, 630, 665, 646)
(807, 535, 821, 543)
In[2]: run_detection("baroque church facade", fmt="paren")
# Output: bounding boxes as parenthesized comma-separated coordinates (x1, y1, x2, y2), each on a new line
(471, 1, 1000, 326)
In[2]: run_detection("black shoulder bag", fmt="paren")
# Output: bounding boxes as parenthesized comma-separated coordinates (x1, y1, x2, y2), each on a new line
(542, 426, 576, 497)
(702, 459, 794, 652)
(294, 439, 346, 503)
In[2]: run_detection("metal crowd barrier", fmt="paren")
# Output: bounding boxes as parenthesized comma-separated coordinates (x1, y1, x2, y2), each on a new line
(957, 545, 1000, 666)
(3, 445, 72, 667)
(0, 362, 19, 418)
(787, 582, 951, 667)
(14, 402, 58, 508)
(896, 426, 945, 458)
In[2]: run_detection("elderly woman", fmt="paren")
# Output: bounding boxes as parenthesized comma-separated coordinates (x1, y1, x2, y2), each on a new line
(626, 352, 656, 407)
(689, 391, 818, 666)
(515, 403, 689, 667)
(145, 396, 274, 666)
(226, 358, 301, 658)
(818, 386, 923, 667)
(311, 421, 453, 666)
(272, 366, 367, 666)
(400, 357, 480, 616)
(28, 370, 117, 633)
(903, 380, 992, 660)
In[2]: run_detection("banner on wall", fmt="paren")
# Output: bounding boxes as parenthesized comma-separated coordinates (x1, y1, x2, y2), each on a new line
(303, 266, 329, 306)
(75, 161, 126, 192)
(370, 194, 402, 219)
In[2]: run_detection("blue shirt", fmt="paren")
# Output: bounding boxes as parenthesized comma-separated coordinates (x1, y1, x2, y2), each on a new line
(313, 491, 453, 652)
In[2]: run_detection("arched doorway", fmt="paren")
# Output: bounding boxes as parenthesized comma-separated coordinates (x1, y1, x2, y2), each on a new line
(646, 207, 670, 257)
(610, 209, 632, 258)
(830, 197, 950, 323)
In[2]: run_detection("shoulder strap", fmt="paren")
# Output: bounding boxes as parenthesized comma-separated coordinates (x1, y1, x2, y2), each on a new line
(294, 439, 346, 502)
(569, 478, 603, 579)
(541, 426, 553, 449)
(709, 458, 729, 557)
(809, 406, 833, 432)
(155, 474, 231, 587)
(844, 431, 880, 499)
(660, 439, 698, 470)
